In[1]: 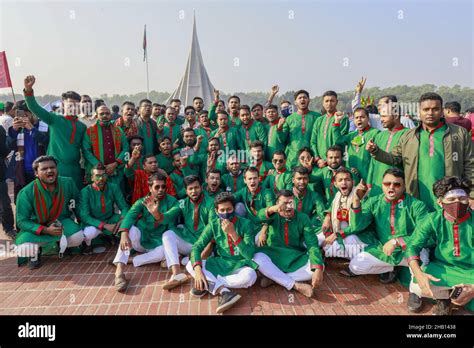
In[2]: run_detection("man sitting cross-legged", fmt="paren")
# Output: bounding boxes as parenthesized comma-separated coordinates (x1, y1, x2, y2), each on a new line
(185, 192, 258, 314)
(112, 173, 178, 292)
(15, 156, 84, 269)
(253, 189, 324, 298)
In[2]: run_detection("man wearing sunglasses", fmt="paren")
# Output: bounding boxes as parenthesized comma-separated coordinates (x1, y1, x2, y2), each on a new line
(82, 105, 129, 188)
(342, 167, 430, 313)
(263, 151, 292, 194)
(407, 176, 473, 315)
(78, 164, 129, 254)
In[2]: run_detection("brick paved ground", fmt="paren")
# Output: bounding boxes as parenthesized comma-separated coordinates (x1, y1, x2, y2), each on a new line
(0, 182, 470, 316)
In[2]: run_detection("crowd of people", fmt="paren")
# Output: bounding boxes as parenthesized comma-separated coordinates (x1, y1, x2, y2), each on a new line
(0, 75, 472, 314)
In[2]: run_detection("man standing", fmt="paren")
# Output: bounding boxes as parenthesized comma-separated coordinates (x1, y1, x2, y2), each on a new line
(221, 156, 245, 193)
(135, 99, 157, 155)
(15, 156, 84, 269)
(367, 92, 474, 211)
(237, 105, 268, 152)
(157, 106, 181, 145)
(210, 111, 239, 152)
(277, 90, 321, 168)
(23, 75, 87, 189)
(78, 164, 129, 254)
(82, 105, 129, 187)
(443, 101, 472, 132)
(253, 190, 324, 298)
(264, 104, 285, 161)
(114, 101, 138, 137)
(186, 192, 258, 313)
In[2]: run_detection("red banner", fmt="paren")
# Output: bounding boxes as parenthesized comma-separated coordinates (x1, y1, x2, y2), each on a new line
(0, 51, 13, 89)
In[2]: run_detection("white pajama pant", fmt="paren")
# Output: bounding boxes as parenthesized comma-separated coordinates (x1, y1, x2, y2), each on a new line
(253, 252, 312, 291)
(317, 233, 366, 259)
(113, 226, 164, 267)
(185, 260, 257, 295)
(16, 231, 84, 258)
(83, 226, 103, 246)
(349, 248, 430, 275)
(162, 229, 193, 268)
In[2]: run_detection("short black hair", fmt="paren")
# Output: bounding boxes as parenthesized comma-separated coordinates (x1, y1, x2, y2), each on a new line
(294, 89, 309, 100)
(112, 105, 119, 113)
(5, 101, 14, 113)
(61, 91, 81, 102)
(379, 95, 398, 103)
(244, 166, 259, 177)
(250, 140, 264, 149)
(251, 103, 263, 111)
(326, 145, 343, 156)
(322, 90, 338, 99)
(334, 167, 352, 179)
(228, 95, 240, 103)
(182, 127, 195, 134)
(444, 101, 461, 114)
(139, 99, 152, 107)
(158, 136, 171, 144)
(383, 167, 404, 180)
(266, 104, 278, 112)
(354, 106, 369, 117)
(199, 110, 209, 116)
(293, 166, 310, 176)
(92, 163, 106, 173)
(184, 175, 201, 188)
(297, 147, 314, 158)
(433, 176, 471, 199)
(193, 97, 203, 103)
(239, 105, 251, 113)
(143, 154, 157, 163)
(121, 101, 135, 109)
(216, 110, 229, 117)
(33, 155, 57, 172)
(275, 189, 293, 201)
(13, 100, 30, 113)
(94, 99, 106, 111)
(273, 150, 286, 159)
(466, 107, 474, 113)
(127, 135, 144, 146)
(419, 92, 443, 106)
(214, 192, 235, 209)
(148, 172, 167, 186)
(366, 104, 378, 115)
(185, 106, 196, 114)
(170, 98, 181, 104)
(207, 169, 221, 177)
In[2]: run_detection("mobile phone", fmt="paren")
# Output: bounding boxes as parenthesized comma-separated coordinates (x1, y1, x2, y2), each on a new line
(207, 280, 216, 293)
(180, 148, 194, 157)
(449, 286, 463, 300)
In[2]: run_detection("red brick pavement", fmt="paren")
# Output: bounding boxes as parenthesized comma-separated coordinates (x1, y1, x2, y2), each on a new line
(0, 232, 470, 316)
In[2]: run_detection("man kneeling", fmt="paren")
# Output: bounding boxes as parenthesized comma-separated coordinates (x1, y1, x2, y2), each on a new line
(186, 192, 258, 314)
(253, 189, 324, 298)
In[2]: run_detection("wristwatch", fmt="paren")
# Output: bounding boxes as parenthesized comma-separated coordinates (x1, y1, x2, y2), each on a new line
(390, 238, 398, 246)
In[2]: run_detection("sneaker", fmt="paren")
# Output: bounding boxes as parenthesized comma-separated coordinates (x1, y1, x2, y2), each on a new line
(81, 242, 93, 255)
(5, 229, 17, 240)
(339, 267, 357, 278)
(216, 291, 241, 313)
(433, 299, 451, 316)
(190, 287, 207, 298)
(28, 249, 42, 270)
(379, 267, 400, 284)
(407, 292, 424, 313)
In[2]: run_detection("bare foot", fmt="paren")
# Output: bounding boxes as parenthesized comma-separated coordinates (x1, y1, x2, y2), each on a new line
(293, 282, 313, 298)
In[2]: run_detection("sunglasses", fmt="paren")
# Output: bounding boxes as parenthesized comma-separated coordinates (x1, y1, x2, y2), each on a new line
(272, 159, 284, 163)
(95, 174, 108, 179)
(382, 182, 402, 188)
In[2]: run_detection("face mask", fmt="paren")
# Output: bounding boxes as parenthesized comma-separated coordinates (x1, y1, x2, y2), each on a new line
(442, 201, 469, 220)
(217, 212, 235, 220)
(281, 107, 291, 118)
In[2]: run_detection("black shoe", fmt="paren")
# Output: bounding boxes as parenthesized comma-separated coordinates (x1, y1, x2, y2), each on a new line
(379, 267, 400, 284)
(433, 299, 451, 316)
(407, 292, 424, 313)
(28, 248, 42, 270)
(5, 229, 17, 240)
(81, 242, 93, 255)
(190, 287, 207, 298)
(216, 291, 241, 313)
(339, 267, 357, 277)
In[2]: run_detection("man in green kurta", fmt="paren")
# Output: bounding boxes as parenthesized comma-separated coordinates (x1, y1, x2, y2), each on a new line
(23, 75, 87, 189)
(78, 164, 129, 254)
(155, 136, 175, 174)
(276, 90, 322, 168)
(252, 189, 324, 298)
(210, 111, 239, 152)
(135, 99, 157, 155)
(157, 106, 181, 145)
(366, 93, 474, 211)
(113, 173, 177, 291)
(234, 167, 274, 236)
(186, 192, 258, 313)
(189, 137, 226, 180)
(15, 156, 84, 269)
(366, 99, 409, 197)
(236, 105, 268, 152)
(221, 156, 245, 193)
(82, 105, 129, 187)
(263, 104, 285, 161)
(158, 176, 214, 290)
(407, 176, 473, 315)
(343, 168, 430, 313)
(204, 169, 223, 198)
(247, 141, 273, 183)
(263, 151, 292, 194)
(335, 107, 380, 182)
(310, 91, 350, 167)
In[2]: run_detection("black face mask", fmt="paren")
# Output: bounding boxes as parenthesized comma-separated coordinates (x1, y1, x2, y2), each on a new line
(442, 201, 469, 220)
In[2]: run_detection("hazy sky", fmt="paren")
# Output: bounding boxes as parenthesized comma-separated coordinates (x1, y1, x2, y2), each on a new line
(1, 0, 473, 97)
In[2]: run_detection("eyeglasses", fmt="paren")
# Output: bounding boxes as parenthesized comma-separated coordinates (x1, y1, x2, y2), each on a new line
(382, 182, 402, 188)
(272, 159, 284, 163)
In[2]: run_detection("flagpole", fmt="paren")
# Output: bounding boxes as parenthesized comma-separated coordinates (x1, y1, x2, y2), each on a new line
(11, 87, 16, 104)
(144, 24, 150, 100)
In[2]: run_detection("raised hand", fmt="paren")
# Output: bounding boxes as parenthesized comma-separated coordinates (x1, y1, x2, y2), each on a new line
(132, 145, 142, 159)
(277, 117, 286, 130)
(270, 85, 279, 96)
(334, 111, 345, 124)
(355, 77, 367, 94)
(213, 88, 220, 101)
(24, 75, 36, 91)
(355, 179, 368, 200)
(365, 138, 378, 153)
(143, 195, 159, 215)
